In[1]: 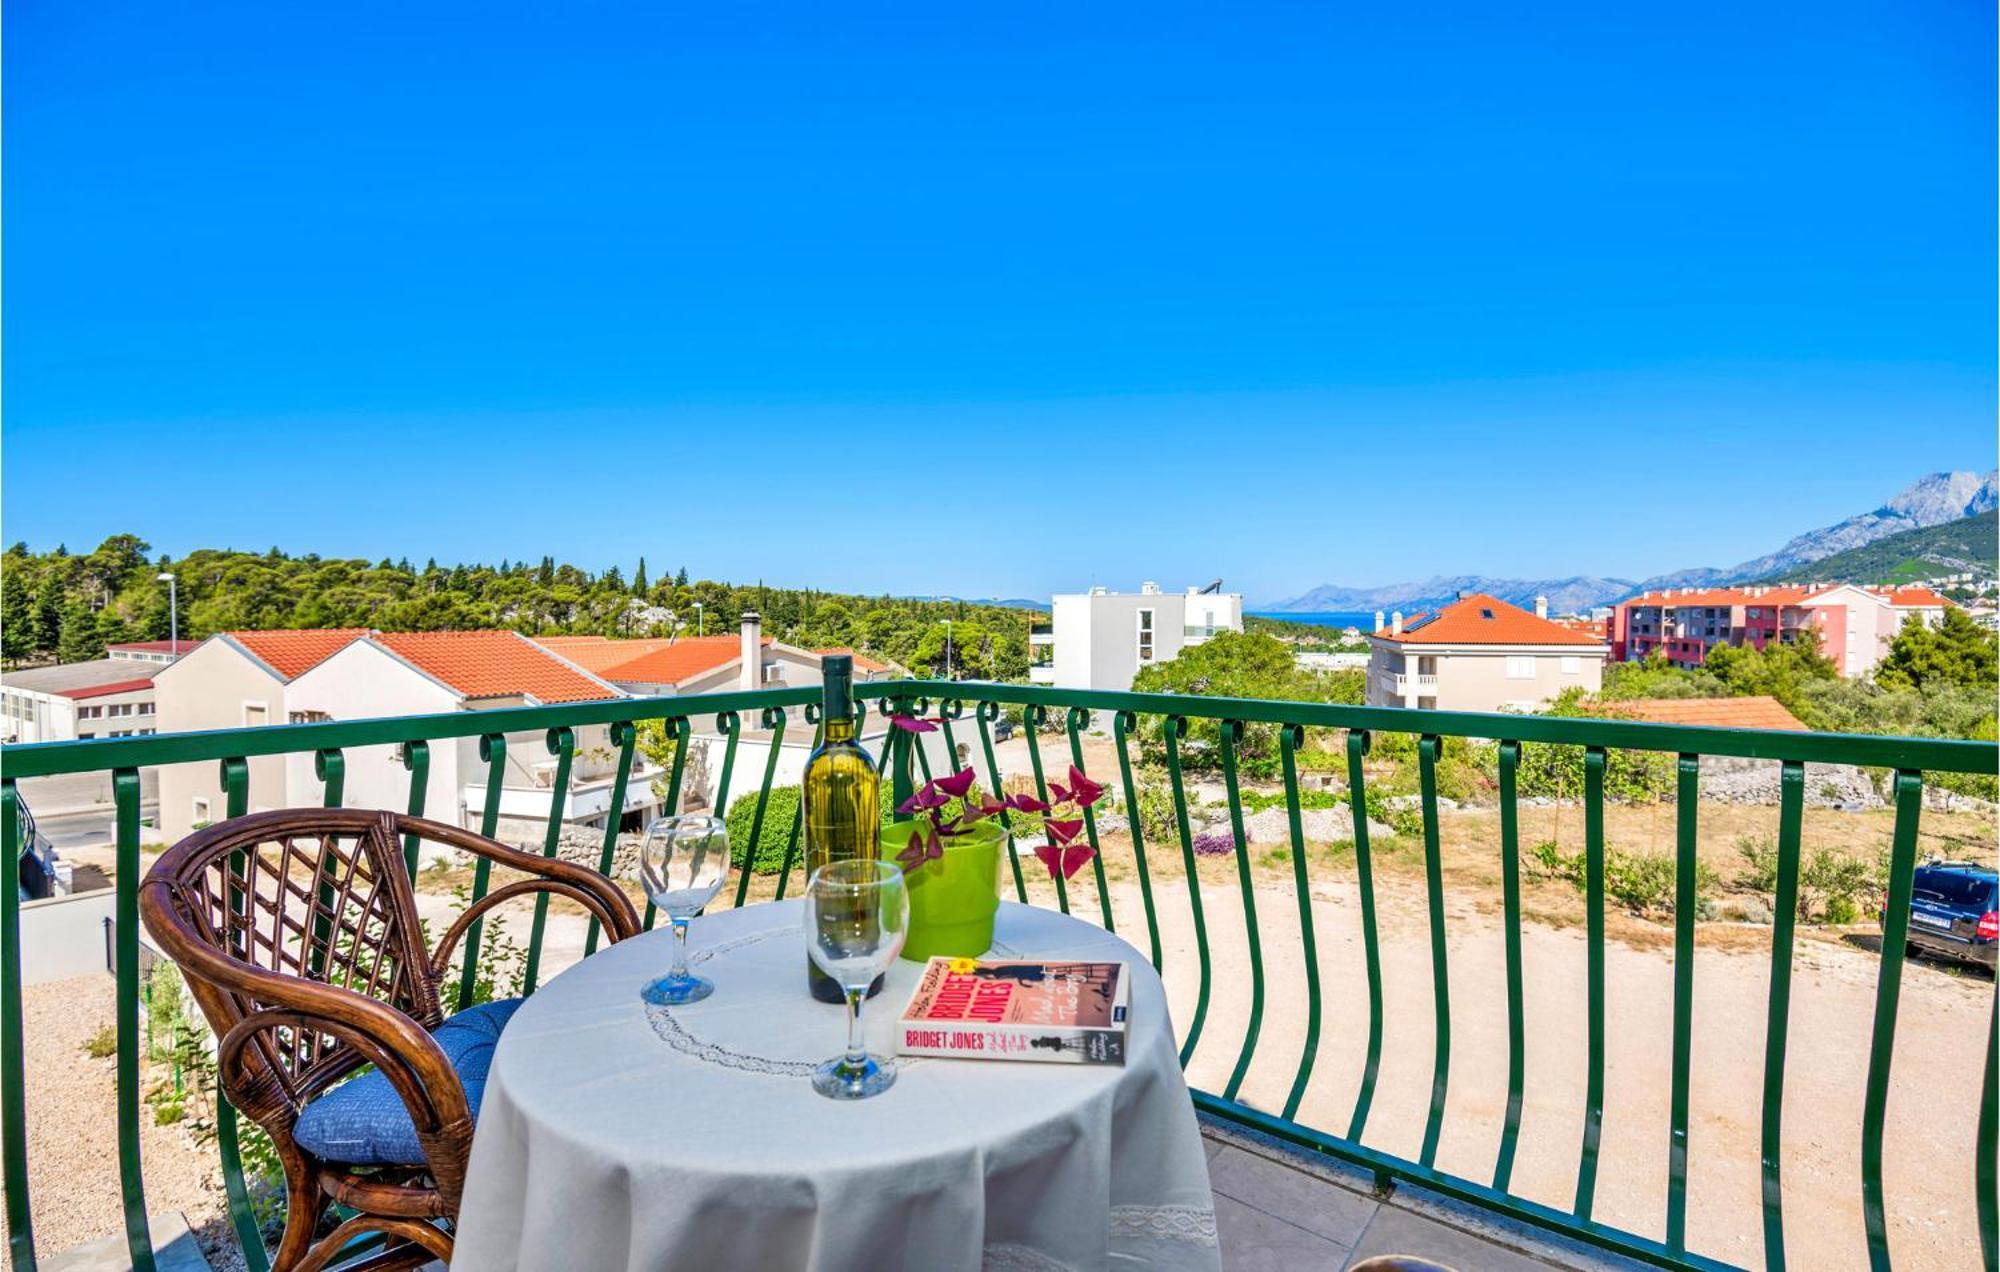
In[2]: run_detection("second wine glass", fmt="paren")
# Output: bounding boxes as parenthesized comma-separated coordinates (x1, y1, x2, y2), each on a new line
(637, 815, 731, 1006)
(804, 859, 909, 1099)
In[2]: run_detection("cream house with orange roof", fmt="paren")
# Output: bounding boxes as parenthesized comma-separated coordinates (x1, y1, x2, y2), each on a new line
(279, 631, 660, 845)
(155, 629, 372, 838)
(1365, 593, 1608, 713)
(538, 612, 891, 696)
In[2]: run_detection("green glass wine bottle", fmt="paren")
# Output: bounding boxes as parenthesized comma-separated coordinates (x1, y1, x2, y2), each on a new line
(804, 656, 885, 1002)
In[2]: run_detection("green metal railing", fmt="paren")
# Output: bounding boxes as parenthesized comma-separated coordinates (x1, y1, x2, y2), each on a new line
(1, 680, 1995, 1272)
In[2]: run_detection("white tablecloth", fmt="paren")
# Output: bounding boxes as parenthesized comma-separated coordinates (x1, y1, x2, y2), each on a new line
(451, 900, 1219, 1272)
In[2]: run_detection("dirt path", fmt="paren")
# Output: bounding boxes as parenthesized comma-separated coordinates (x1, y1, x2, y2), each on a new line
(1051, 862, 1994, 1272)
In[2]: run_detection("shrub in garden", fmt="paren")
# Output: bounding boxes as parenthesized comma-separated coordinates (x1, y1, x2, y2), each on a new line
(1530, 840, 1716, 916)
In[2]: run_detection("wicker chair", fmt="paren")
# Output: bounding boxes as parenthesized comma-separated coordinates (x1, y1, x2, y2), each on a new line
(139, 807, 641, 1272)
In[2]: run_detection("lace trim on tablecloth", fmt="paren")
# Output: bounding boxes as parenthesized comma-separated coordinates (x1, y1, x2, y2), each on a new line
(980, 1206, 1217, 1271)
(982, 1243, 1073, 1271)
(1108, 1204, 1220, 1247)
(640, 923, 1026, 1076)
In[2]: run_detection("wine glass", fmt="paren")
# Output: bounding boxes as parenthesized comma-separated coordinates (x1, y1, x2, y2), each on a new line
(637, 815, 731, 1006)
(803, 859, 909, 1099)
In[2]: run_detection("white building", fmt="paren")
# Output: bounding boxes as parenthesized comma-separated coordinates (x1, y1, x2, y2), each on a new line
(1, 659, 161, 744)
(1032, 581, 1243, 691)
(1365, 593, 1608, 713)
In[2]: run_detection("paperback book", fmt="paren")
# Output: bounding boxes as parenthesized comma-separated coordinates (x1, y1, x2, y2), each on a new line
(897, 957, 1129, 1064)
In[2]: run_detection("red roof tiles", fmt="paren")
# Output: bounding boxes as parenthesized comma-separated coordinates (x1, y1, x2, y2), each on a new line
(1882, 586, 1949, 608)
(227, 629, 370, 680)
(373, 631, 617, 703)
(61, 677, 156, 700)
(1600, 695, 1807, 732)
(1373, 594, 1606, 647)
(815, 647, 890, 673)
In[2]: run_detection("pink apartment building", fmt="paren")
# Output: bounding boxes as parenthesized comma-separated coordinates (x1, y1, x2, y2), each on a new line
(1609, 584, 1950, 676)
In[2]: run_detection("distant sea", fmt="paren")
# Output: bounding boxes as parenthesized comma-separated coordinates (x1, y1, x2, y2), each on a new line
(1248, 610, 1377, 631)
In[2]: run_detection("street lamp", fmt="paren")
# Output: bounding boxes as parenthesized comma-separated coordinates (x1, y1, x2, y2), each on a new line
(942, 620, 953, 680)
(693, 601, 704, 637)
(156, 573, 179, 656)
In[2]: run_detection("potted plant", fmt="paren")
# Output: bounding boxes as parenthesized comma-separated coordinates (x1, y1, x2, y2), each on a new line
(883, 716, 1105, 959)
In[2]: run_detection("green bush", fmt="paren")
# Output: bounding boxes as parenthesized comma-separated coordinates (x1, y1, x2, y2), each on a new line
(725, 783, 898, 874)
(1531, 840, 1717, 916)
(1736, 835, 1779, 893)
(1732, 835, 1881, 924)
(82, 1025, 116, 1060)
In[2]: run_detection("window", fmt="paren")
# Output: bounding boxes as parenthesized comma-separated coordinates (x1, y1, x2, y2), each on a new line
(1505, 656, 1537, 679)
(1561, 656, 1581, 674)
(137, 702, 154, 715)
(138, 728, 154, 736)
(79, 705, 103, 719)
(243, 702, 269, 727)
(289, 710, 333, 725)
(78, 732, 95, 740)
(192, 797, 211, 825)
(1137, 609, 1155, 662)
(108, 703, 133, 717)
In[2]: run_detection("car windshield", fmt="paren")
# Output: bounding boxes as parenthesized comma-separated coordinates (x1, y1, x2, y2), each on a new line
(1913, 870, 1998, 909)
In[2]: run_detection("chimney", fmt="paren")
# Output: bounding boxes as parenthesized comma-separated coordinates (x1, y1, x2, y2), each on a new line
(1391, 611, 1404, 636)
(1534, 595, 1549, 620)
(1374, 610, 1385, 632)
(740, 611, 762, 691)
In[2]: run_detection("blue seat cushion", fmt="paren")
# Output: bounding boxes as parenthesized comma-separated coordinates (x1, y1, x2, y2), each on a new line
(292, 997, 523, 1167)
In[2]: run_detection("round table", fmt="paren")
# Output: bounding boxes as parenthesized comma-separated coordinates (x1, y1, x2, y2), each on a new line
(451, 900, 1220, 1271)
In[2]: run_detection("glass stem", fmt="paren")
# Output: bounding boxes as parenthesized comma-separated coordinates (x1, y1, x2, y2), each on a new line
(844, 987, 867, 1070)
(670, 917, 691, 981)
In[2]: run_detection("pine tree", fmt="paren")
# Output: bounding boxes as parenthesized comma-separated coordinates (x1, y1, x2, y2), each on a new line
(675, 566, 689, 588)
(1, 570, 33, 663)
(57, 595, 104, 663)
(633, 558, 649, 596)
(31, 574, 64, 656)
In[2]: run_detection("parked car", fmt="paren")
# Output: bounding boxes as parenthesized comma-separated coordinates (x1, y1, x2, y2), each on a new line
(990, 717, 1016, 743)
(1884, 859, 1998, 971)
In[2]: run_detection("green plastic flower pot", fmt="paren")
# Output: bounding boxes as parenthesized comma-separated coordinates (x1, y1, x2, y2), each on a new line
(881, 818, 1007, 960)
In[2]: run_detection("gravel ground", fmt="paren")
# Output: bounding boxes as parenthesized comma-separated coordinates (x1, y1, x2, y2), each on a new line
(5, 973, 247, 1272)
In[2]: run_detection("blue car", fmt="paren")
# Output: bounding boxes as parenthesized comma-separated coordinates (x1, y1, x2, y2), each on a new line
(1888, 859, 1998, 971)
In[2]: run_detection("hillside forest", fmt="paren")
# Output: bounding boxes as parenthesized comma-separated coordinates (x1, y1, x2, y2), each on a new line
(0, 535, 1038, 679)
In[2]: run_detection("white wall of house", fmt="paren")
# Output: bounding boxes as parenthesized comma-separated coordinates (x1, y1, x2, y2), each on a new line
(285, 642, 468, 826)
(155, 638, 294, 841)
(1, 681, 157, 744)
(1365, 642, 1605, 712)
(1048, 583, 1243, 694)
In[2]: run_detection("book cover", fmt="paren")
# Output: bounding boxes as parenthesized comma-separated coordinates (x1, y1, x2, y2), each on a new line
(896, 957, 1129, 1064)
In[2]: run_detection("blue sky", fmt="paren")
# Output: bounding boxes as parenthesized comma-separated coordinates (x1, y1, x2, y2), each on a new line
(4, 0, 1992, 604)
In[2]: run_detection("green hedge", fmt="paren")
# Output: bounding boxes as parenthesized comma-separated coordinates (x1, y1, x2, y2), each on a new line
(724, 783, 897, 875)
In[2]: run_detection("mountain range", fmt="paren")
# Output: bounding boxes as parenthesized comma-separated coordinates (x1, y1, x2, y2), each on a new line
(1263, 469, 1997, 615)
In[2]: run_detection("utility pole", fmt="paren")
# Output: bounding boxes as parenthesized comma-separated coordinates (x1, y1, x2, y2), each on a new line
(156, 572, 179, 656)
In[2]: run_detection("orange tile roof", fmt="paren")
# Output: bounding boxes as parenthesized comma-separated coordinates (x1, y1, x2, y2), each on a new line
(532, 634, 755, 686)
(1882, 586, 1949, 607)
(373, 631, 618, 703)
(227, 629, 370, 680)
(1620, 586, 1817, 608)
(815, 647, 890, 673)
(535, 636, 681, 675)
(1600, 695, 1806, 732)
(1373, 594, 1606, 647)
